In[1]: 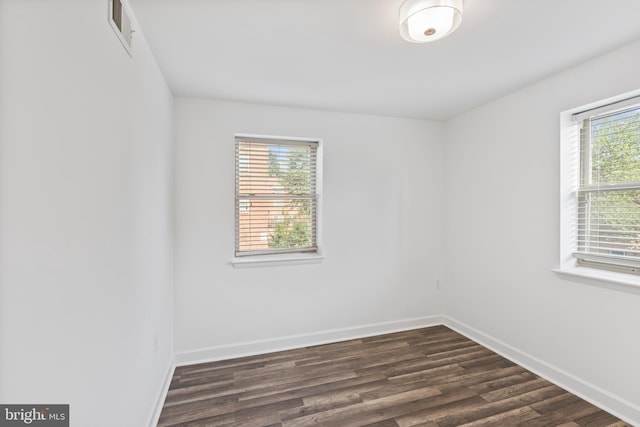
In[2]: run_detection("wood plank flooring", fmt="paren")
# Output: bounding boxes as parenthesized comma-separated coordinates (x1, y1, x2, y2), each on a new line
(158, 326, 631, 427)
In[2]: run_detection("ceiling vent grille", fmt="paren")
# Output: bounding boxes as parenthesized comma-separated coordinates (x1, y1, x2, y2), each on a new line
(109, 0, 133, 56)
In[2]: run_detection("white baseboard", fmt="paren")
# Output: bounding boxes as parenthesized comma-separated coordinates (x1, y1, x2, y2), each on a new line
(154, 316, 639, 427)
(174, 315, 443, 366)
(442, 316, 640, 427)
(148, 358, 175, 427)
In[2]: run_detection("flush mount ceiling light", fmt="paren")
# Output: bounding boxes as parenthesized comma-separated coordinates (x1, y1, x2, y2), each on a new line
(399, 0, 463, 43)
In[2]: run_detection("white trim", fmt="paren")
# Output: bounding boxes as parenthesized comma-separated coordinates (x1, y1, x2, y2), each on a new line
(442, 316, 640, 426)
(159, 317, 640, 425)
(553, 266, 640, 293)
(569, 90, 640, 122)
(108, 0, 134, 57)
(234, 133, 324, 261)
(147, 359, 175, 427)
(231, 253, 324, 268)
(174, 315, 443, 366)
(235, 133, 321, 144)
(559, 88, 640, 286)
(572, 94, 640, 122)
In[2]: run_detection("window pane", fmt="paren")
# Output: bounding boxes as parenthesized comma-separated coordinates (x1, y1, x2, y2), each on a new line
(235, 138, 318, 256)
(578, 189, 640, 259)
(589, 108, 640, 184)
(237, 198, 316, 252)
(574, 102, 640, 272)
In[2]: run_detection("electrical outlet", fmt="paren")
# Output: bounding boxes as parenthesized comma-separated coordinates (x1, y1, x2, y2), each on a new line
(153, 334, 159, 353)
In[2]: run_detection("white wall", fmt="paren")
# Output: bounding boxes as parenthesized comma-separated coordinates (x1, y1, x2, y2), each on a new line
(444, 39, 640, 423)
(4, 1, 638, 424)
(173, 98, 445, 361)
(0, 1, 173, 426)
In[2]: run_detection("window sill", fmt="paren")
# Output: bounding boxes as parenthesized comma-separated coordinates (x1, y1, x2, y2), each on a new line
(553, 266, 640, 294)
(231, 253, 324, 269)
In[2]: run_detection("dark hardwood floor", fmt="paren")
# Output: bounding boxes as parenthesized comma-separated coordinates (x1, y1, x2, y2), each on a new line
(158, 326, 631, 427)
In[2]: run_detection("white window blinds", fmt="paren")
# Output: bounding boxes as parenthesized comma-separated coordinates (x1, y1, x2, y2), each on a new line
(573, 98, 640, 273)
(235, 136, 319, 257)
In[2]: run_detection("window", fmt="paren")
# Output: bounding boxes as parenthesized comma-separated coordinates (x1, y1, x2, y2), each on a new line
(235, 135, 320, 258)
(562, 95, 640, 276)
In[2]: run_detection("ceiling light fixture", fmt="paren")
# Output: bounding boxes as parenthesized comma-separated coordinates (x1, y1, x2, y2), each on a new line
(399, 0, 463, 43)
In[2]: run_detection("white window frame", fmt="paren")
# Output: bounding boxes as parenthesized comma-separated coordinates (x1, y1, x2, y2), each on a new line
(557, 90, 640, 289)
(231, 133, 323, 268)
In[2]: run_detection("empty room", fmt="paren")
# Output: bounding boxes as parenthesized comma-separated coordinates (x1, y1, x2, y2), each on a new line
(1, 0, 640, 426)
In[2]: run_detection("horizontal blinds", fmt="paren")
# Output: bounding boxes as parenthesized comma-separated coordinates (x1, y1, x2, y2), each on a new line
(235, 137, 318, 256)
(574, 101, 640, 271)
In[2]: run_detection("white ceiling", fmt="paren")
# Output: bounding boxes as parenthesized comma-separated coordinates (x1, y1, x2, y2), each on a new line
(128, 0, 640, 121)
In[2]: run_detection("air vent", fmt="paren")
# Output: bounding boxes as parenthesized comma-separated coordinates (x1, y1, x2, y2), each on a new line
(109, 0, 133, 56)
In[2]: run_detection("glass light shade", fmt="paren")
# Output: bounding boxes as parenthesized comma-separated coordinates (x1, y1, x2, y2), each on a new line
(399, 0, 463, 43)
